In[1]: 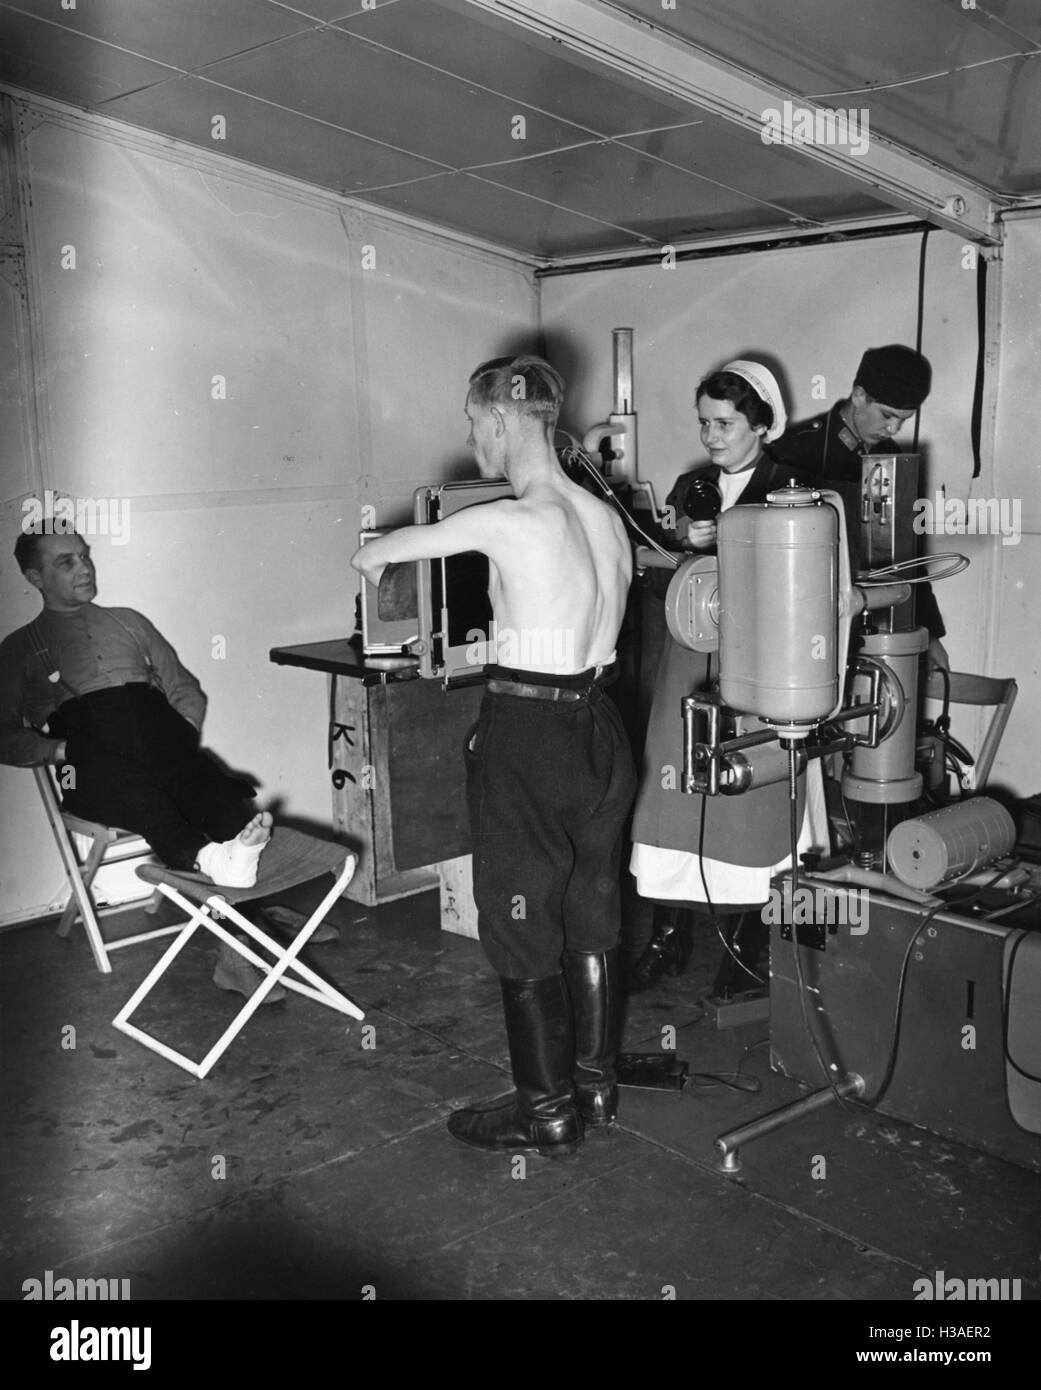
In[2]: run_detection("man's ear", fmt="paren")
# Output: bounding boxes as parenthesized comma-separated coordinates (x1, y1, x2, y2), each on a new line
(491, 406, 507, 437)
(24, 567, 44, 594)
(850, 384, 868, 408)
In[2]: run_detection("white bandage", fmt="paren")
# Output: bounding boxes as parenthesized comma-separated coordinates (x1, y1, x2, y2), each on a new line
(197, 832, 269, 889)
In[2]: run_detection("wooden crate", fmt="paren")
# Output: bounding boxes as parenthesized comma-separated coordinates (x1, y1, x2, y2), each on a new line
(438, 855, 479, 939)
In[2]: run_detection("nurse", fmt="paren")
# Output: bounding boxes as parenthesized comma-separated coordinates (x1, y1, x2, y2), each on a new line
(629, 360, 830, 996)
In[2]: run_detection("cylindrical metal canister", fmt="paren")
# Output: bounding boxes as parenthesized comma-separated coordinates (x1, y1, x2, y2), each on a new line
(717, 486, 838, 730)
(842, 627, 928, 806)
(886, 797, 1017, 888)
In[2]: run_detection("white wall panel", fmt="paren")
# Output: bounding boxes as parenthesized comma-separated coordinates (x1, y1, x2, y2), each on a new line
(0, 106, 536, 926)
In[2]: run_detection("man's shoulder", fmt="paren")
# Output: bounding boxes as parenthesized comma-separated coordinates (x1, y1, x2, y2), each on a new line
(783, 409, 831, 436)
(772, 410, 830, 453)
(772, 405, 854, 475)
(0, 620, 37, 658)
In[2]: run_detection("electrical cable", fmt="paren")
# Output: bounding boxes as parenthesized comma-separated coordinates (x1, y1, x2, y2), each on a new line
(971, 249, 988, 479)
(688, 1068, 762, 1095)
(1002, 928, 1041, 1084)
(863, 870, 1010, 1107)
(786, 744, 857, 1109)
(858, 553, 969, 586)
(693, 653, 769, 989)
(689, 1033, 771, 1095)
(696, 654, 729, 969)
(555, 432, 679, 566)
(912, 226, 930, 454)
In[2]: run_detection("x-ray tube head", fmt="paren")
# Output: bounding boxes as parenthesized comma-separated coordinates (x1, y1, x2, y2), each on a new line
(717, 486, 840, 736)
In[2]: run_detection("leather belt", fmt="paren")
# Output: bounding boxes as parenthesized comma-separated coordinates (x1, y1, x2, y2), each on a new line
(486, 679, 585, 702)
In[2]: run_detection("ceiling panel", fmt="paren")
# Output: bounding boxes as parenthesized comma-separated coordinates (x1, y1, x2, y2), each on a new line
(851, 56, 1041, 196)
(332, 0, 697, 139)
(2, 0, 313, 71)
(0, 0, 1026, 259)
(0, 8, 178, 109)
(106, 75, 448, 195)
(619, 116, 895, 226)
(615, 0, 1041, 196)
(267, 1, 382, 21)
(484, 142, 785, 239)
(198, 25, 595, 168)
(363, 170, 649, 258)
(614, 0, 1024, 99)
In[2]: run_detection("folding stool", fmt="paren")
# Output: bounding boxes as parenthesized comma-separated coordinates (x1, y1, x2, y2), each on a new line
(112, 829, 363, 1077)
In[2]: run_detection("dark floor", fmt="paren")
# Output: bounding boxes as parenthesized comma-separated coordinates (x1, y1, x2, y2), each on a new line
(2, 880, 1039, 1305)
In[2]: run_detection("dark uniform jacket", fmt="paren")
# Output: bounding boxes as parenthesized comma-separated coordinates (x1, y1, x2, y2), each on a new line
(770, 401, 868, 482)
(771, 404, 945, 640)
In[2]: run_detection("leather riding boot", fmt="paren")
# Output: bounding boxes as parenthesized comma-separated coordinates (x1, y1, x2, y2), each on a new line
(626, 905, 693, 992)
(711, 910, 769, 999)
(447, 975, 583, 1157)
(563, 947, 622, 1129)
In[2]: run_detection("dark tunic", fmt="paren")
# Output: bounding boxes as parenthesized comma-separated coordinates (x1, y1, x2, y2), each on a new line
(0, 604, 253, 868)
(771, 403, 945, 640)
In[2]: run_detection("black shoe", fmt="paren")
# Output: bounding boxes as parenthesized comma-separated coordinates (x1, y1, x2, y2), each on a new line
(712, 910, 768, 999)
(447, 975, 583, 1157)
(564, 947, 621, 1129)
(627, 906, 693, 992)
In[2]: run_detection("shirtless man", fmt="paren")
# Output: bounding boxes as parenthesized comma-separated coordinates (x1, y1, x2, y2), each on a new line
(352, 355, 636, 1156)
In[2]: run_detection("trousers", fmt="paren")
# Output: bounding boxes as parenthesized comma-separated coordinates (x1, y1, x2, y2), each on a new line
(465, 670, 637, 979)
(50, 684, 255, 870)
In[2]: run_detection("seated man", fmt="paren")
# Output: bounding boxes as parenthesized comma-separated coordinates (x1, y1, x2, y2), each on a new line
(1, 528, 279, 998)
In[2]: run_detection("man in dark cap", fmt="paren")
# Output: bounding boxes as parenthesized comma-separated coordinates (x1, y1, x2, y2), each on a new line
(772, 344, 932, 483)
(771, 344, 946, 666)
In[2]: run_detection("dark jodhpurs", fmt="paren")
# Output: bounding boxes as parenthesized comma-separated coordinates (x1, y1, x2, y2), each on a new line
(465, 670, 637, 979)
(50, 684, 255, 870)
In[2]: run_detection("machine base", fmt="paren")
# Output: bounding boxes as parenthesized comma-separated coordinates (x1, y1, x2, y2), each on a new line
(769, 876, 1041, 1172)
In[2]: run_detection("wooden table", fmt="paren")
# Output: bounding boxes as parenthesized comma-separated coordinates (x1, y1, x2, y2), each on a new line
(270, 641, 484, 906)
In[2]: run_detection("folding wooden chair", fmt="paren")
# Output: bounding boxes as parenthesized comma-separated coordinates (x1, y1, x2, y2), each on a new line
(112, 831, 363, 1077)
(922, 671, 1018, 792)
(33, 765, 188, 973)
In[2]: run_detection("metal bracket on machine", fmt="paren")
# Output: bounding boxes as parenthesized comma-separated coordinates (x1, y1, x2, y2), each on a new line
(663, 554, 719, 654)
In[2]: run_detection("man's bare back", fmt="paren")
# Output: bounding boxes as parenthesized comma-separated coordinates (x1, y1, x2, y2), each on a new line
(484, 477, 631, 673)
(351, 352, 633, 674)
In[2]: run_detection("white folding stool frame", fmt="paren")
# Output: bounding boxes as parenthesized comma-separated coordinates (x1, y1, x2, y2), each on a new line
(34, 765, 188, 973)
(112, 853, 363, 1078)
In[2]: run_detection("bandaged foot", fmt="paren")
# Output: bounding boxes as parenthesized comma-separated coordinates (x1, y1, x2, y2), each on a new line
(196, 812, 273, 888)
